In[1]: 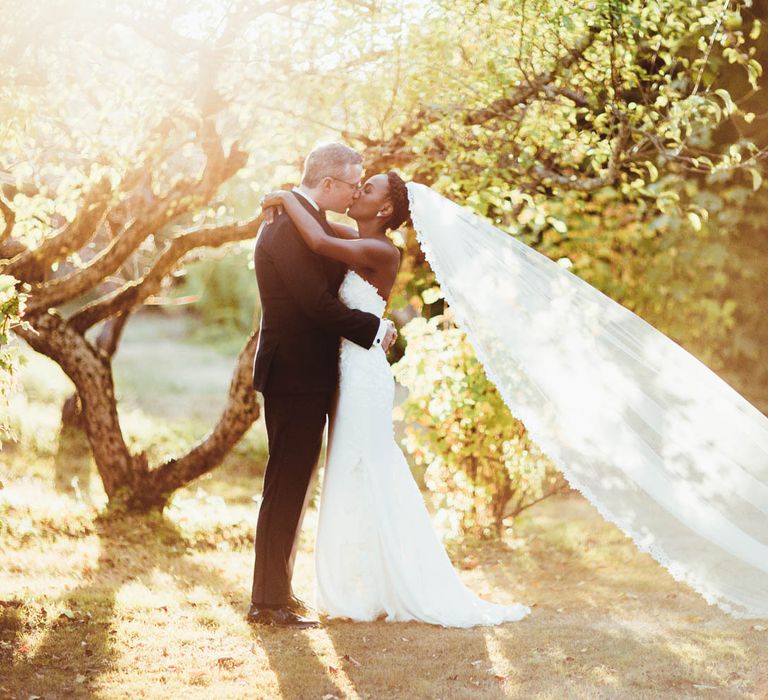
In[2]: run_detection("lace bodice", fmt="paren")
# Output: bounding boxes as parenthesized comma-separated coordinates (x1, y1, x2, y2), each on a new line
(338, 270, 386, 316)
(335, 271, 392, 400)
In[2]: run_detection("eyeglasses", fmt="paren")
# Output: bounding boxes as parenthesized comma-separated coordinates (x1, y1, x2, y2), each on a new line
(328, 175, 362, 190)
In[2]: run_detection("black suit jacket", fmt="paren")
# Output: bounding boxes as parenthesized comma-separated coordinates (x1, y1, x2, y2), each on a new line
(252, 194, 380, 394)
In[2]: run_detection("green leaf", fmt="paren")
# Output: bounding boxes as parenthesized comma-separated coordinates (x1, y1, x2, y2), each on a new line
(687, 212, 702, 231)
(714, 89, 736, 116)
(549, 217, 568, 234)
(422, 287, 444, 305)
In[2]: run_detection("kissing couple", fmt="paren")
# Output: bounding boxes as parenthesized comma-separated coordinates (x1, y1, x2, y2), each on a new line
(246, 142, 531, 629)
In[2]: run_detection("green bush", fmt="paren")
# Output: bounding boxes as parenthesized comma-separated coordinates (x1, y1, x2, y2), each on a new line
(393, 316, 566, 540)
(174, 248, 259, 339)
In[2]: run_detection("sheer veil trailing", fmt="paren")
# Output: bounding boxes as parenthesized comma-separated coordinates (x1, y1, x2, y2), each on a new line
(406, 182, 768, 619)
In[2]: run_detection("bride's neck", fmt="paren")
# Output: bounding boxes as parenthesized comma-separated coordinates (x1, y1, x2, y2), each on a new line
(356, 219, 387, 239)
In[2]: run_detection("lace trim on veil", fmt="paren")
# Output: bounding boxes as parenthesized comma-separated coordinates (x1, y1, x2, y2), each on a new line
(407, 182, 765, 619)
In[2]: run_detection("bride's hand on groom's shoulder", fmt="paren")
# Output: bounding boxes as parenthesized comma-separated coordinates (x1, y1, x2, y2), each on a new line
(260, 190, 288, 225)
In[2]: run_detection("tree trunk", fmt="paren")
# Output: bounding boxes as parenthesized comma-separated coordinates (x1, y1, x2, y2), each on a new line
(19, 311, 147, 500)
(18, 310, 260, 511)
(61, 312, 129, 430)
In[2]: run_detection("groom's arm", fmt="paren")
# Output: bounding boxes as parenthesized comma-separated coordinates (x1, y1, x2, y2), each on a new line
(264, 218, 382, 349)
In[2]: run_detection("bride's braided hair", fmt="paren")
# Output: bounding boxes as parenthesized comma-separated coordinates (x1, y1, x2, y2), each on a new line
(386, 171, 411, 232)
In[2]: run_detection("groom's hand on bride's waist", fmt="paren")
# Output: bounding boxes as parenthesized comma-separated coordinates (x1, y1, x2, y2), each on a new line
(381, 320, 397, 352)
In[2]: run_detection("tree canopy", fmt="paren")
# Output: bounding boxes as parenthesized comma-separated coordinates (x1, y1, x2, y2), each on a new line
(1, 0, 765, 508)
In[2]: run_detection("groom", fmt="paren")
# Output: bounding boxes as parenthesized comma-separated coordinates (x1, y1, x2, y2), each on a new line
(248, 142, 396, 628)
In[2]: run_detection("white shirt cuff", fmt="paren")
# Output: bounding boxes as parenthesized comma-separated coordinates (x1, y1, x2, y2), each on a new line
(373, 319, 388, 348)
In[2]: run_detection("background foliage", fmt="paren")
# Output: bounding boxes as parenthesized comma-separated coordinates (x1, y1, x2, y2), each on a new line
(394, 317, 566, 539)
(1, 0, 766, 513)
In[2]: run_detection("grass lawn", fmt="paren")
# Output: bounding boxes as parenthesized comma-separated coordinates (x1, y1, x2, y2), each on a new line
(1, 311, 766, 699)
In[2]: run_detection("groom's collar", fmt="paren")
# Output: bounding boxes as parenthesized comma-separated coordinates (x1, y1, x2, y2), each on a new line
(293, 186, 320, 212)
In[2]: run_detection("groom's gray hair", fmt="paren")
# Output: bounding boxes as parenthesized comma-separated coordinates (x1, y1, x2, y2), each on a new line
(301, 142, 362, 188)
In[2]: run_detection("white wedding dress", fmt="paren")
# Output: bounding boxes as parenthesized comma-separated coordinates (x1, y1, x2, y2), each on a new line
(314, 270, 530, 627)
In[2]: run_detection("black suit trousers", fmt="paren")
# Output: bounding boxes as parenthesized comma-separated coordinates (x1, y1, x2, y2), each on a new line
(250, 390, 332, 606)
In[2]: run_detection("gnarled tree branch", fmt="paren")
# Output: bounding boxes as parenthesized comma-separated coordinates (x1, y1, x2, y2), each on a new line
(358, 28, 601, 177)
(145, 330, 260, 500)
(463, 27, 599, 126)
(26, 133, 248, 314)
(70, 216, 263, 333)
(3, 177, 112, 283)
(529, 121, 632, 191)
(0, 193, 16, 245)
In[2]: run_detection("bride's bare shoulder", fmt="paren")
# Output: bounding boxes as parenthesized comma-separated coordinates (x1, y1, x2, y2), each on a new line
(329, 222, 360, 240)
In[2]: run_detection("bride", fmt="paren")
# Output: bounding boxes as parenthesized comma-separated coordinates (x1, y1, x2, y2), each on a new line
(261, 173, 531, 627)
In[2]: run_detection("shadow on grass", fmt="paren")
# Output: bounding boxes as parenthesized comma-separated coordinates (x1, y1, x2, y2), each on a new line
(6, 515, 173, 696)
(52, 424, 94, 501)
(3, 494, 759, 699)
(4, 510, 345, 699)
(248, 624, 350, 699)
(5, 514, 253, 697)
(322, 619, 496, 698)
(0, 600, 26, 671)
(482, 616, 738, 697)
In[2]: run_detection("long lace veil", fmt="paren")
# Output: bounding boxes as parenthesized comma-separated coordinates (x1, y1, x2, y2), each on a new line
(406, 182, 768, 619)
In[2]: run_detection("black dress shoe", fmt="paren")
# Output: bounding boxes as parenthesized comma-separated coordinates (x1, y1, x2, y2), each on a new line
(246, 604, 320, 629)
(286, 594, 314, 616)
